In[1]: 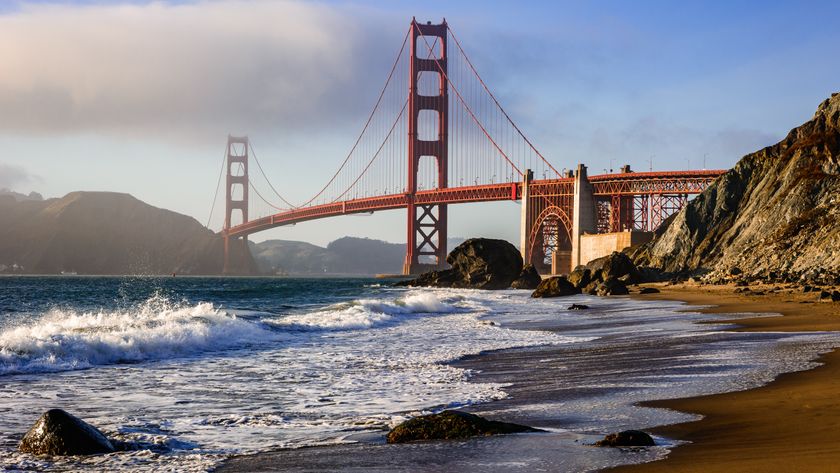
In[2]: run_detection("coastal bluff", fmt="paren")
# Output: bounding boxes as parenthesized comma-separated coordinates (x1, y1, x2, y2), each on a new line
(635, 93, 840, 281)
(0, 191, 255, 275)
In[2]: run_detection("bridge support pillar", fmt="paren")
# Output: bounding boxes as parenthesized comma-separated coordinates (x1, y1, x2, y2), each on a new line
(571, 164, 596, 270)
(223, 135, 250, 275)
(403, 19, 449, 275)
(519, 169, 534, 264)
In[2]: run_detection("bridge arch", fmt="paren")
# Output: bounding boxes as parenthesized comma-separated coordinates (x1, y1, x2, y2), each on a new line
(528, 205, 573, 273)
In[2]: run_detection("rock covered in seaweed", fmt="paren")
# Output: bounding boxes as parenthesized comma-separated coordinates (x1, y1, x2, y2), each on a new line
(386, 410, 542, 443)
(19, 409, 115, 456)
(595, 430, 655, 447)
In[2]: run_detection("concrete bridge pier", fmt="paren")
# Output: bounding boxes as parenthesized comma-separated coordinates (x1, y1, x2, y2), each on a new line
(571, 164, 596, 271)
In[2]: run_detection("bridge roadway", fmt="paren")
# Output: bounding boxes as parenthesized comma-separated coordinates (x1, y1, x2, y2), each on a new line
(224, 169, 726, 239)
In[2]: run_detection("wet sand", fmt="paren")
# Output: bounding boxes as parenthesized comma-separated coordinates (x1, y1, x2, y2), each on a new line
(610, 282, 840, 473)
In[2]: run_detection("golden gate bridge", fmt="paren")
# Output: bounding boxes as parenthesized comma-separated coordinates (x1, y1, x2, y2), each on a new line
(209, 19, 724, 275)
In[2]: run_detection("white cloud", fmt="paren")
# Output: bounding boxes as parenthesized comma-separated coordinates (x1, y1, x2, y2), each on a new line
(0, 1, 399, 141)
(0, 163, 37, 189)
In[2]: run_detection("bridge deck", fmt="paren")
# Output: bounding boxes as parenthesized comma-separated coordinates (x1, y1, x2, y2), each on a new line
(224, 170, 726, 238)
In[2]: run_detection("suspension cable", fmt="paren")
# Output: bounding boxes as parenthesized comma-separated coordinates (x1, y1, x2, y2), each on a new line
(297, 27, 411, 207)
(331, 98, 408, 202)
(248, 142, 298, 208)
(447, 25, 560, 177)
(414, 21, 523, 177)
(205, 144, 228, 228)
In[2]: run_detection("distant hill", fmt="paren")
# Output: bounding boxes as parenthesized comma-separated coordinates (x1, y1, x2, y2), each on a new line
(0, 188, 43, 202)
(0, 191, 255, 275)
(251, 236, 475, 276)
(251, 237, 404, 275)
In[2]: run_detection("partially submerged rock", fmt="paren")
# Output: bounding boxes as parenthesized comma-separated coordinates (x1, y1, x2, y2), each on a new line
(510, 264, 542, 289)
(398, 238, 523, 290)
(531, 276, 580, 298)
(595, 430, 655, 447)
(386, 410, 541, 444)
(19, 409, 115, 456)
(567, 304, 589, 310)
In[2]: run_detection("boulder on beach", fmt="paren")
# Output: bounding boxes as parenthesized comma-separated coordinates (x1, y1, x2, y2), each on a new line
(397, 238, 523, 290)
(531, 276, 580, 298)
(568, 267, 592, 289)
(19, 409, 115, 456)
(511, 264, 542, 289)
(587, 252, 641, 284)
(595, 430, 655, 447)
(595, 278, 630, 296)
(638, 287, 661, 294)
(386, 410, 542, 444)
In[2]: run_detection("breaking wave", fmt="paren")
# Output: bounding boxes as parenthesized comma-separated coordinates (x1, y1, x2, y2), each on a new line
(0, 295, 279, 376)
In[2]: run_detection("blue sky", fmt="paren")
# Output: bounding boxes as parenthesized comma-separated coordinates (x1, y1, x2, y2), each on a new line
(1, 0, 838, 245)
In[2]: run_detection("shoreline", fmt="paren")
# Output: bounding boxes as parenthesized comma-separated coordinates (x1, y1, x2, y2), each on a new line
(215, 282, 840, 472)
(609, 281, 840, 472)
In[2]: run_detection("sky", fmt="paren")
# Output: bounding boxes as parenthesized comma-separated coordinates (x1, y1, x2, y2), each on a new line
(1, 0, 838, 246)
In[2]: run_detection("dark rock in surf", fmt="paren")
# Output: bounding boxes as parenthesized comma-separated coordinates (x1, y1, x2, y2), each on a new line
(531, 276, 580, 298)
(19, 409, 115, 456)
(397, 238, 523, 290)
(510, 264, 542, 290)
(386, 410, 542, 444)
(595, 430, 655, 447)
(567, 304, 589, 310)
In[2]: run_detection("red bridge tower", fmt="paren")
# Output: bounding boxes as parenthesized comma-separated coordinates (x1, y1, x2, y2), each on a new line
(223, 135, 249, 274)
(404, 19, 449, 275)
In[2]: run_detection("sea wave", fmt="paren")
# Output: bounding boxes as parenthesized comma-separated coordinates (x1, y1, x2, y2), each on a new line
(0, 295, 278, 376)
(272, 291, 467, 330)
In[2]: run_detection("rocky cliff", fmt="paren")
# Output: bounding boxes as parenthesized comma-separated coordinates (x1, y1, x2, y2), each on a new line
(635, 93, 840, 281)
(0, 191, 255, 275)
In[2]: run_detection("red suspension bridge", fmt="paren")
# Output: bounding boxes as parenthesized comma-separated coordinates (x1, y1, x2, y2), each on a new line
(211, 19, 724, 275)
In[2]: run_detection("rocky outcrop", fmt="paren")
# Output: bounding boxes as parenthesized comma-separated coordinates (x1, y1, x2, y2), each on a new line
(634, 93, 840, 281)
(386, 410, 541, 444)
(511, 264, 542, 289)
(398, 238, 523, 290)
(595, 430, 655, 447)
(531, 276, 580, 298)
(19, 409, 115, 456)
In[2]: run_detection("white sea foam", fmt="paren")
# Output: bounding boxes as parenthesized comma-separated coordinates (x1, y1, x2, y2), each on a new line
(0, 295, 279, 375)
(274, 291, 466, 330)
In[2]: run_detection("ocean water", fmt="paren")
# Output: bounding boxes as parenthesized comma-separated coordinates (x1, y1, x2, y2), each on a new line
(0, 276, 837, 472)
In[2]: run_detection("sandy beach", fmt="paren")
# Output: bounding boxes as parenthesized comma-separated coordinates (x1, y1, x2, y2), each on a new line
(611, 282, 840, 473)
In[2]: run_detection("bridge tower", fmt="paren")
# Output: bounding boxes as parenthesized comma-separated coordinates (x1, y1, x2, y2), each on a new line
(223, 135, 249, 274)
(404, 19, 449, 275)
